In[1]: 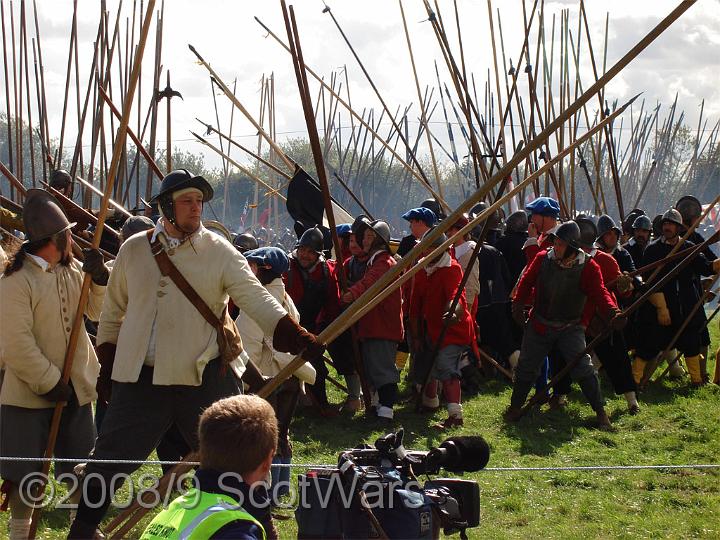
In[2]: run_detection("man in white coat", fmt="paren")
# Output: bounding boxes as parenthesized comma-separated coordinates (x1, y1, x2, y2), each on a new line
(0, 190, 108, 540)
(68, 170, 325, 539)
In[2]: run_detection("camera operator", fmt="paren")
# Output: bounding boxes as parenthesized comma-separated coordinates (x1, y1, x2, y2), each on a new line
(140, 395, 278, 539)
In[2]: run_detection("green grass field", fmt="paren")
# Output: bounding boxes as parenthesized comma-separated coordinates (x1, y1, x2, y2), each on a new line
(7, 317, 720, 539)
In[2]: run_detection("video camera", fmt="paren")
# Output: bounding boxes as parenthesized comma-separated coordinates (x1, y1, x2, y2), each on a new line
(295, 429, 489, 539)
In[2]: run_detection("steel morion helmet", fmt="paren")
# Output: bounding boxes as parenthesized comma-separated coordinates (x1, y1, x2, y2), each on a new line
(368, 219, 392, 250)
(297, 226, 324, 255)
(660, 208, 684, 228)
(675, 195, 702, 226)
(553, 221, 582, 250)
(632, 215, 652, 231)
(22, 189, 75, 243)
(596, 214, 622, 242)
(233, 232, 259, 253)
(505, 210, 529, 233)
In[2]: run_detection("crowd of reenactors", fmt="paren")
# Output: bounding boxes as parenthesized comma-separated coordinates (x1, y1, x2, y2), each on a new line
(0, 168, 718, 539)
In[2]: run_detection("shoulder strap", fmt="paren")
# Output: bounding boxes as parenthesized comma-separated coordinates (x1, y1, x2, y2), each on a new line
(146, 230, 223, 331)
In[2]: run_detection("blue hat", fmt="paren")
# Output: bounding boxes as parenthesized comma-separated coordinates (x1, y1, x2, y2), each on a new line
(244, 247, 289, 275)
(525, 196, 560, 217)
(336, 223, 352, 237)
(402, 207, 437, 226)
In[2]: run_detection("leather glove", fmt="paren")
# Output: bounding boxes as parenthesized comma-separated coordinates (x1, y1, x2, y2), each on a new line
(95, 342, 116, 406)
(41, 379, 74, 403)
(511, 301, 526, 326)
(616, 272, 634, 295)
(648, 292, 671, 326)
(82, 248, 110, 286)
(713, 259, 720, 274)
(609, 308, 628, 331)
(272, 314, 326, 363)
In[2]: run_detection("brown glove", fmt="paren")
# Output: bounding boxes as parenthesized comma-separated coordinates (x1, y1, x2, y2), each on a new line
(272, 314, 326, 363)
(511, 301, 526, 326)
(95, 342, 116, 406)
(41, 379, 74, 403)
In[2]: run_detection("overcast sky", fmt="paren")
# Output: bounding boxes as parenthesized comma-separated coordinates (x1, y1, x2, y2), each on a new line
(10, 0, 720, 173)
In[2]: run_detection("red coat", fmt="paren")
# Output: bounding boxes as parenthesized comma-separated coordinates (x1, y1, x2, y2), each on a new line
(410, 258, 473, 348)
(283, 256, 341, 331)
(523, 233, 553, 265)
(347, 250, 403, 341)
(582, 249, 629, 325)
(514, 249, 617, 329)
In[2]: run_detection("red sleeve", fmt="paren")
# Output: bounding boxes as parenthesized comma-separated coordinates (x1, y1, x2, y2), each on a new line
(523, 242, 540, 265)
(348, 255, 391, 300)
(581, 258, 617, 316)
(514, 250, 546, 305)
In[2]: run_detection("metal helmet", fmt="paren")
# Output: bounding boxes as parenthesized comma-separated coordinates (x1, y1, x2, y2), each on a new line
(120, 215, 154, 241)
(596, 214, 621, 241)
(297, 226, 324, 255)
(149, 169, 213, 225)
(22, 189, 75, 243)
(351, 214, 372, 236)
(470, 201, 502, 232)
(554, 221, 582, 249)
(49, 169, 72, 191)
(420, 198, 446, 220)
(675, 195, 702, 226)
(505, 210, 529, 234)
(660, 208, 684, 228)
(632, 215, 652, 231)
(368, 219, 392, 250)
(574, 217, 598, 249)
(233, 232, 259, 253)
(622, 208, 645, 234)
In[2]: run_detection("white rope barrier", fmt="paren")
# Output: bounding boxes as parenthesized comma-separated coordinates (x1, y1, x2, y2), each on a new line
(1, 456, 719, 472)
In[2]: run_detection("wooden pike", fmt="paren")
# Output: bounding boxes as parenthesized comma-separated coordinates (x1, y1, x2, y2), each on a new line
(254, 16, 448, 208)
(98, 84, 163, 179)
(1, 1, 14, 182)
(641, 272, 720, 387)
(195, 118, 291, 180)
(262, 95, 637, 399)
(580, 0, 625, 220)
(73, 175, 133, 218)
(522, 230, 718, 417)
(191, 131, 287, 202)
(189, 44, 294, 171)
(399, 0, 444, 200)
(322, 3, 442, 204)
(55, 0, 78, 169)
(283, 1, 372, 411)
(27, 1, 156, 536)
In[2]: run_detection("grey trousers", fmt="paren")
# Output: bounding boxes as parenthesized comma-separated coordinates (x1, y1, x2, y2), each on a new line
(511, 321, 604, 411)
